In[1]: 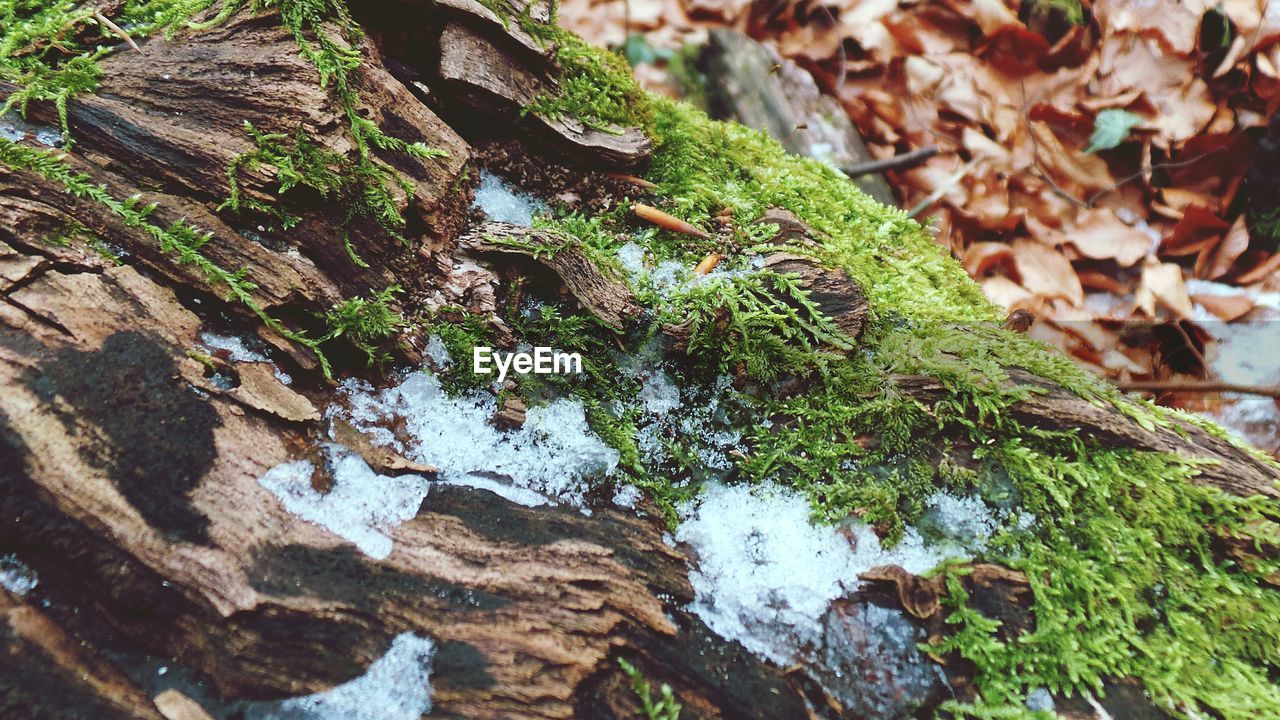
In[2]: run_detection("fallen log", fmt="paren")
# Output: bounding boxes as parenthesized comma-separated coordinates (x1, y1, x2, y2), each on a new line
(1, 2, 1278, 720)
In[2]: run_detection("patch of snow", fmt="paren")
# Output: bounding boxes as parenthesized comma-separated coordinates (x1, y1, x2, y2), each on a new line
(613, 483, 642, 509)
(649, 259, 690, 292)
(617, 242, 646, 279)
(1204, 320, 1280, 386)
(240, 633, 436, 720)
(424, 335, 452, 369)
(0, 554, 38, 596)
(334, 370, 618, 508)
(1186, 279, 1280, 311)
(638, 368, 681, 415)
(34, 127, 61, 147)
(0, 117, 24, 142)
(916, 492, 1004, 552)
(0, 111, 60, 145)
(200, 331, 270, 364)
(1026, 686, 1055, 713)
(1205, 394, 1280, 452)
(674, 481, 971, 667)
(257, 446, 431, 560)
(274, 369, 294, 386)
(472, 171, 546, 227)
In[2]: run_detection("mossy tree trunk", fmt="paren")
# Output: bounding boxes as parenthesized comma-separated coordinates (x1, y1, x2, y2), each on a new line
(1, 3, 1277, 720)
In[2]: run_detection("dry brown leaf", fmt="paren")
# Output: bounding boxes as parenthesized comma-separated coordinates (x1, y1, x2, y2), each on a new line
(1070, 207, 1152, 267)
(1101, 348, 1152, 375)
(981, 274, 1037, 310)
(1163, 205, 1230, 256)
(963, 241, 1019, 278)
(1195, 215, 1250, 279)
(1237, 251, 1280, 284)
(1100, 0, 1201, 55)
(1012, 238, 1084, 306)
(1029, 121, 1114, 194)
(1193, 293, 1256, 321)
(1136, 259, 1194, 318)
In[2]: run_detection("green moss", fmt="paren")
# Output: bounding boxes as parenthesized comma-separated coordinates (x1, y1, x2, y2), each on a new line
(6, 4, 1280, 716)
(618, 657, 682, 720)
(222, 121, 444, 267)
(320, 284, 407, 366)
(1, 0, 445, 375)
(463, 35, 1280, 718)
(0, 137, 331, 374)
(523, 29, 653, 133)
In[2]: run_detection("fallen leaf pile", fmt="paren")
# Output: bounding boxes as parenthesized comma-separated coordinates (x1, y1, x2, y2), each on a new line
(561, 0, 1280, 450)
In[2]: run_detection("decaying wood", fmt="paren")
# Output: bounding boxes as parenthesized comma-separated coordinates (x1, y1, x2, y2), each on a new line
(895, 370, 1280, 498)
(762, 253, 869, 341)
(436, 22, 651, 168)
(0, 249, 806, 718)
(458, 221, 643, 330)
(697, 29, 895, 206)
(1, 590, 165, 720)
(3, 3, 1279, 719)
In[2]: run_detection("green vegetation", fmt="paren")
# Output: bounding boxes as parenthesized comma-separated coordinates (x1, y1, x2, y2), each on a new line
(0, 137, 331, 374)
(450, 31, 1280, 720)
(524, 30, 653, 133)
(5, 1, 1280, 717)
(320, 284, 408, 366)
(618, 658, 682, 720)
(0, 0, 444, 374)
(221, 121, 443, 267)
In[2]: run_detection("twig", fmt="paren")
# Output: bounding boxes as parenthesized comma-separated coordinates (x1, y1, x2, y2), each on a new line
(633, 203, 710, 239)
(841, 146, 939, 177)
(1114, 379, 1280, 398)
(94, 11, 140, 52)
(606, 173, 657, 190)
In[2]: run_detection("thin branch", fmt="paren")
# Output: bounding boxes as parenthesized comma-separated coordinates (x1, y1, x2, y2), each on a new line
(1114, 379, 1280, 398)
(841, 146, 939, 177)
(94, 11, 141, 52)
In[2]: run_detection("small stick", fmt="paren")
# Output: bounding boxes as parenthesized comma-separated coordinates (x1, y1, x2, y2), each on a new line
(841, 146, 939, 178)
(95, 11, 141, 52)
(633, 203, 710, 239)
(1114, 379, 1280, 398)
(694, 252, 723, 275)
(605, 173, 657, 190)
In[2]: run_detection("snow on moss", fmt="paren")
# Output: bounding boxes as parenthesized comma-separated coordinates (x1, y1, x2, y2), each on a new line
(240, 633, 436, 720)
(472, 171, 547, 227)
(333, 369, 619, 508)
(675, 480, 973, 714)
(675, 481, 986, 662)
(257, 446, 431, 560)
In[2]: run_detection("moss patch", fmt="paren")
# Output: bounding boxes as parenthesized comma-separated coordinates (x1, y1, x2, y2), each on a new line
(450, 32, 1280, 720)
